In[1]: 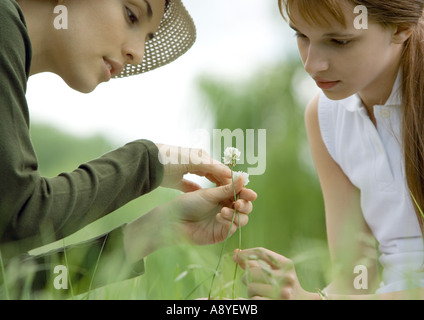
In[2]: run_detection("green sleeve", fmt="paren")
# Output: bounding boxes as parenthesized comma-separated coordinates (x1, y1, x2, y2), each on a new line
(0, 1, 164, 258)
(2, 225, 146, 299)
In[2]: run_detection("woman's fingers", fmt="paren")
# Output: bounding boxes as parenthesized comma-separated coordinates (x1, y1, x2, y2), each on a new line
(217, 207, 249, 227)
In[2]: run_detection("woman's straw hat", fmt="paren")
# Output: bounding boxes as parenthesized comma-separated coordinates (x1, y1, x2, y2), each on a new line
(116, 0, 196, 78)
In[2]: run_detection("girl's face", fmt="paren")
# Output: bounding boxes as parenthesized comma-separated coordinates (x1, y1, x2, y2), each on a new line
(50, 0, 165, 93)
(289, 2, 404, 105)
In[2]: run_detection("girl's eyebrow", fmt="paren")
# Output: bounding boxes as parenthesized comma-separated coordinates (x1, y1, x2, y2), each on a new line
(289, 23, 299, 32)
(289, 23, 355, 38)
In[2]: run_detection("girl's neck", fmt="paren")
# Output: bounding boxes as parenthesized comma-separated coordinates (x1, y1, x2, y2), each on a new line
(360, 69, 399, 108)
(358, 56, 402, 125)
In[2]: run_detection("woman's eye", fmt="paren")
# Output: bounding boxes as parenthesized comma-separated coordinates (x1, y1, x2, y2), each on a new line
(126, 7, 139, 24)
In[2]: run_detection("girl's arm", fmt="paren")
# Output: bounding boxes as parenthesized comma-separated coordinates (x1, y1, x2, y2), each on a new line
(235, 95, 424, 299)
(305, 93, 379, 294)
(234, 94, 381, 300)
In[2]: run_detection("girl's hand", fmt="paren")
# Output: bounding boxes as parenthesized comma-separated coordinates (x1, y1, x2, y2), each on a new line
(233, 247, 318, 300)
(156, 144, 232, 192)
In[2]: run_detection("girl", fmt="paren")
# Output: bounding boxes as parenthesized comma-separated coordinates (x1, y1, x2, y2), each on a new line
(235, 0, 424, 299)
(0, 0, 256, 297)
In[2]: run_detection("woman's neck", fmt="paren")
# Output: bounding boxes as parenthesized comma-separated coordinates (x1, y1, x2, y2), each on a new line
(17, 0, 58, 76)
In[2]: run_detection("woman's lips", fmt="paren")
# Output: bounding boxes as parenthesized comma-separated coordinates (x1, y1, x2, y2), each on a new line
(104, 59, 112, 81)
(103, 57, 124, 81)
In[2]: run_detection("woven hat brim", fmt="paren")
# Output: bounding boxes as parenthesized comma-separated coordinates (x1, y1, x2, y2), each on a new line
(115, 0, 196, 78)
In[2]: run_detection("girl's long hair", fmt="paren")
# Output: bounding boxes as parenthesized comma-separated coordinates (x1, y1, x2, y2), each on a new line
(280, 0, 424, 232)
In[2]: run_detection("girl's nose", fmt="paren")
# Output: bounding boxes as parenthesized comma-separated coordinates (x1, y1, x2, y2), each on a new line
(303, 45, 329, 75)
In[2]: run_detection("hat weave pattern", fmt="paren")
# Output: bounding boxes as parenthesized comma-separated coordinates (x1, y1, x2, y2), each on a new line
(116, 0, 196, 78)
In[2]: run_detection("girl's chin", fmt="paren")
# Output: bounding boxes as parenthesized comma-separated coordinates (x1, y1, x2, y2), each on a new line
(321, 86, 355, 101)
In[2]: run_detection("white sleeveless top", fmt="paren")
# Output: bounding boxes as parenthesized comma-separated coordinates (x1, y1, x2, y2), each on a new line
(318, 74, 424, 294)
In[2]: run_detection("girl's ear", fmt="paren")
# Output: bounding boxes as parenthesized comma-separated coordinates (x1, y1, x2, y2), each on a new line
(392, 25, 414, 44)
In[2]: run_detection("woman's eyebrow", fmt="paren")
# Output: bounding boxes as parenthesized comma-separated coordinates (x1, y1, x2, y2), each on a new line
(143, 0, 153, 21)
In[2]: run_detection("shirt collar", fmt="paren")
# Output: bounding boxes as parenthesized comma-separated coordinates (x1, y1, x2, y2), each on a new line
(345, 71, 402, 113)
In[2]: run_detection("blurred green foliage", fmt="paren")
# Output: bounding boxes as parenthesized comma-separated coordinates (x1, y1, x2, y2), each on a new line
(17, 56, 330, 299)
(197, 58, 329, 292)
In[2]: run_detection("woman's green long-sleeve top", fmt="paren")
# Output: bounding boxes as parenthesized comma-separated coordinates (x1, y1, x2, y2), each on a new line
(0, 0, 164, 297)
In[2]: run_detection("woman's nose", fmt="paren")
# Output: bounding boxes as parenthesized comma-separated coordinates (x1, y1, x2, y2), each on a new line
(122, 38, 145, 65)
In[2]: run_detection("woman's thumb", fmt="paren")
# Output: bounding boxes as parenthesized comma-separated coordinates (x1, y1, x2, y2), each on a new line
(209, 176, 244, 201)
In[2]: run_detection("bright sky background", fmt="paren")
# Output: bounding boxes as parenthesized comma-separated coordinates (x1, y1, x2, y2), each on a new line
(26, 0, 313, 151)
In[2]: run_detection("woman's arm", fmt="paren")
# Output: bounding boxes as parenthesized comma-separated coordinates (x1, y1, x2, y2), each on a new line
(0, 1, 166, 257)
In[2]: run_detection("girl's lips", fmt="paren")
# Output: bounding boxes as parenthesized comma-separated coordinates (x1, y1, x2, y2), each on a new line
(314, 79, 340, 90)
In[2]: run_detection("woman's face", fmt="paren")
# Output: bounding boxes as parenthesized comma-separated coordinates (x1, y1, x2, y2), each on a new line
(289, 2, 404, 104)
(51, 0, 165, 93)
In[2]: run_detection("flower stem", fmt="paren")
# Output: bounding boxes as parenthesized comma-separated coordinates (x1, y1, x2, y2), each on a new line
(208, 168, 239, 300)
(208, 207, 237, 299)
(231, 169, 241, 299)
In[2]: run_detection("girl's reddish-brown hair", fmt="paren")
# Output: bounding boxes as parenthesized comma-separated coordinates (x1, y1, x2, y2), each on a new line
(279, 0, 424, 232)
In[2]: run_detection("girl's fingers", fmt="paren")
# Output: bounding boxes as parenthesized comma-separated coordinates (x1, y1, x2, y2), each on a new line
(247, 248, 285, 269)
(246, 283, 279, 300)
(234, 247, 292, 271)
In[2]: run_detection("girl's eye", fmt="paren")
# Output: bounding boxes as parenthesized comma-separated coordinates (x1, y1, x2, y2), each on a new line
(294, 32, 307, 39)
(331, 39, 351, 47)
(126, 7, 139, 24)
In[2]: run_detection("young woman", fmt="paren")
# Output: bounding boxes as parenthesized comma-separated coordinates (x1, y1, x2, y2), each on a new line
(0, 0, 256, 297)
(234, 0, 424, 299)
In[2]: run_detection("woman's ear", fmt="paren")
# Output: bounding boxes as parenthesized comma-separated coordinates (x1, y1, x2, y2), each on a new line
(392, 25, 414, 44)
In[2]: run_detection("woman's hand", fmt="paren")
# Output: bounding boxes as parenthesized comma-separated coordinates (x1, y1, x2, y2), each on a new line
(169, 176, 257, 245)
(233, 247, 318, 300)
(156, 144, 232, 192)
(123, 177, 257, 262)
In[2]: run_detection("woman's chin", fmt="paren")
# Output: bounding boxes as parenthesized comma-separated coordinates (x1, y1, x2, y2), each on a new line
(62, 74, 99, 94)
